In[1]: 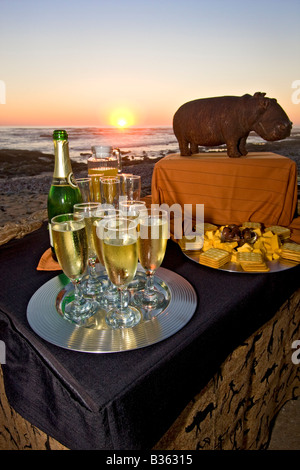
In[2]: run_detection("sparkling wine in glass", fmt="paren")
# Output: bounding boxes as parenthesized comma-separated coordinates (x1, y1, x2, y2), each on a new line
(133, 208, 169, 309)
(73, 202, 106, 296)
(100, 176, 120, 208)
(51, 213, 98, 324)
(89, 173, 104, 203)
(102, 217, 141, 329)
(92, 209, 123, 305)
(119, 200, 148, 289)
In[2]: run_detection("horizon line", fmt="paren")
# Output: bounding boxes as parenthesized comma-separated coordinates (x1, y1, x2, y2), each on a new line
(1, 124, 300, 129)
(0, 124, 174, 129)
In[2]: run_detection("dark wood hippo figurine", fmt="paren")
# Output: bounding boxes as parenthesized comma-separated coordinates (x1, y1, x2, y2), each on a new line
(173, 92, 292, 158)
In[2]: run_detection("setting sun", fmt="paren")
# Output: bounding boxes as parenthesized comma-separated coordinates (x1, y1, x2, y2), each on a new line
(117, 118, 127, 128)
(109, 108, 135, 128)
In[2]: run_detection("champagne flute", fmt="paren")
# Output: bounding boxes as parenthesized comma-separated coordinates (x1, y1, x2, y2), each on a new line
(102, 217, 141, 329)
(133, 208, 169, 308)
(73, 202, 106, 296)
(76, 178, 93, 202)
(93, 209, 123, 305)
(119, 199, 147, 217)
(89, 173, 104, 203)
(119, 174, 141, 202)
(119, 200, 148, 290)
(100, 176, 120, 208)
(51, 213, 98, 325)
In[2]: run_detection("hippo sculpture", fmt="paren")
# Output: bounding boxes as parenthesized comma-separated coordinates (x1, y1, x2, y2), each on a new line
(173, 92, 292, 158)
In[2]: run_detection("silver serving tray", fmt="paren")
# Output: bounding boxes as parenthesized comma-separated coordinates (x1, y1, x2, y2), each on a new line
(181, 248, 299, 273)
(27, 267, 197, 353)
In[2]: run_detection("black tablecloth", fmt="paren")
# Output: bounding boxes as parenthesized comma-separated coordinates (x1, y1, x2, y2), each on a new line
(0, 223, 299, 450)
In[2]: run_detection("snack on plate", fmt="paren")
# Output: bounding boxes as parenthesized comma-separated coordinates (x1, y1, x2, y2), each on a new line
(241, 222, 262, 230)
(280, 242, 300, 262)
(265, 225, 291, 240)
(183, 221, 300, 271)
(178, 235, 203, 251)
(203, 223, 218, 232)
(236, 252, 270, 272)
(221, 224, 257, 246)
(199, 248, 231, 269)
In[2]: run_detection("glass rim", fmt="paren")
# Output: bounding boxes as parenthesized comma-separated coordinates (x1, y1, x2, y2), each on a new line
(92, 210, 127, 226)
(51, 213, 84, 224)
(91, 145, 113, 152)
(100, 176, 120, 182)
(120, 174, 140, 180)
(76, 177, 91, 182)
(141, 208, 168, 216)
(119, 199, 146, 207)
(73, 202, 102, 209)
(102, 215, 138, 230)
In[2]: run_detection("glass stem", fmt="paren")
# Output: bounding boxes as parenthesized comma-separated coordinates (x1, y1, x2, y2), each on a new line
(108, 279, 117, 291)
(73, 279, 82, 306)
(118, 286, 129, 312)
(146, 272, 155, 293)
(89, 258, 97, 279)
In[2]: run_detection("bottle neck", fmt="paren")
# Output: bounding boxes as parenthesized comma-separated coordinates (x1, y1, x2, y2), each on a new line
(53, 139, 73, 179)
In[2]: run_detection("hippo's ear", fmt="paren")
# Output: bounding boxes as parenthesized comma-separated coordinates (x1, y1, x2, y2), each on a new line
(254, 92, 269, 110)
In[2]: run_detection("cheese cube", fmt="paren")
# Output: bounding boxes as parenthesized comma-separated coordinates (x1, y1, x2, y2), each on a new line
(253, 228, 262, 237)
(206, 230, 215, 240)
(263, 231, 273, 238)
(237, 243, 252, 252)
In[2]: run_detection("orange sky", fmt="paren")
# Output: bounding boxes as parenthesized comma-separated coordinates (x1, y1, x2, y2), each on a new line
(0, 0, 299, 127)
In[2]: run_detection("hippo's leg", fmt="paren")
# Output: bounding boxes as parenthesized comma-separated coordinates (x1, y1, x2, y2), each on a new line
(190, 143, 199, 154)
(226, 139, 242, 158)
(179, 138, 191, 156)
(238, 136, 248, 156)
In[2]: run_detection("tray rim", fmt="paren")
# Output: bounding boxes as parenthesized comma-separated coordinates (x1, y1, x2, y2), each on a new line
(26, 267, 197, 353)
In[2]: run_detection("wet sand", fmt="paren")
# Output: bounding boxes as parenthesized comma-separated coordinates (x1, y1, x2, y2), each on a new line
(0, 150, 157, 227)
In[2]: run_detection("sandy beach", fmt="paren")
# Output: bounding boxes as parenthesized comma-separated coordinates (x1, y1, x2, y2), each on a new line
(0, 149, 158, 227)
(0, 138, 299, 231)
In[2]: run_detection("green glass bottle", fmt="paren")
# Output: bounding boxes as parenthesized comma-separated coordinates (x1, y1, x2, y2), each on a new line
(47, 130, 83, 258)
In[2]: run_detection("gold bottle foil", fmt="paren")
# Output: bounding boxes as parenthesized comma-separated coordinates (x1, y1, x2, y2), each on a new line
(53, 139, 77, 187)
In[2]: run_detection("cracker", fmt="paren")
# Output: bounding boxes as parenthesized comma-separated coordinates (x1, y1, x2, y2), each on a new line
(241, 264, 270, 272)
(241, 222, 261, 229)
(199, 248, 230, 268)
(237, 252, 264, 263)
(282, 242, 300, 252)
(237, 251, 270, 272)
(280, 242, 300, 262)
(265, 225, 290, 239)
(203, 223, 218, 232)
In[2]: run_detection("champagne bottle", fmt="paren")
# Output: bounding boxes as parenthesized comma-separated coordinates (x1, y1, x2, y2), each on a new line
(47, 130, 83, 259)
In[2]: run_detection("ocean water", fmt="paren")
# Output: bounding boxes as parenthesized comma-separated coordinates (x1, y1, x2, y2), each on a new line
(0, 126, 299, 163)
(0, 127, 178, 162)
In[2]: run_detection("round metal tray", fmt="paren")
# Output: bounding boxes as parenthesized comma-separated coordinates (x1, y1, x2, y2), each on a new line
(27, 267, 197, 353)
(181, 248, 299, 273)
